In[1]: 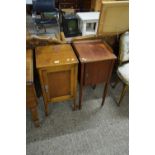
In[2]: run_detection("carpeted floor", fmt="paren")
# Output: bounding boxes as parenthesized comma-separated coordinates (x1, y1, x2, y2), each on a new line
(26, 82, 129, 155)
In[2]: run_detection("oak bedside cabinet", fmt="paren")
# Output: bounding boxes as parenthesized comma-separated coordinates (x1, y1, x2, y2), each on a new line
(72, 40, 117, 109)
(35, 44, 78, 116)
(26, 49, 40, 127)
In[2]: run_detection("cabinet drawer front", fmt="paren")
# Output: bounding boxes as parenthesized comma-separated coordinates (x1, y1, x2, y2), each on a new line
(84, 60, 112, 85)
(48, 70, 71, 98)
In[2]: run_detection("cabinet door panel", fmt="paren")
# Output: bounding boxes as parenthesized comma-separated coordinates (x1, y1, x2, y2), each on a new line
(84, 60, 112, 85)
(42, 65, 74, 102)
(48, 70, 71, 98)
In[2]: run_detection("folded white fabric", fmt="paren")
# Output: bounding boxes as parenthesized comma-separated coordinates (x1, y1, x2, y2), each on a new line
(119, 31, 129, 62)
(117, 63, 129, 84)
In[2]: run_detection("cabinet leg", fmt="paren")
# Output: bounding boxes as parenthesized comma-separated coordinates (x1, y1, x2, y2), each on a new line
(30, 107, 40, 127)
(79, 86, 83, 110)
(42, 94, 48, 116)
(101, 83, 108, 106)
(73, 65, 78, 111)
(44, 103, 48, 116)
(79, 64, 84, 110)
(72, 98, 78, 111)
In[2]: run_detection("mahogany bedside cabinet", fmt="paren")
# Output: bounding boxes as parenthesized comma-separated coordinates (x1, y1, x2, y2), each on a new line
(72, 40, 117, 109)
(26, 49, 40, 127)
(35, 44, 78, 116)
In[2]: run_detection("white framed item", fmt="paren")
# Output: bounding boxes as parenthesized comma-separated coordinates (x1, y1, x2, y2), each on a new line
(76, 12, 100, 36)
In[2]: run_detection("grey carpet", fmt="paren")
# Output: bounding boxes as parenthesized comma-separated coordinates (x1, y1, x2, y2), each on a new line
(26, 83, 129, 155)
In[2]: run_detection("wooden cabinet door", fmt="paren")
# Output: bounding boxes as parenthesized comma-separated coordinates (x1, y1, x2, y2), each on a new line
(84, 60, 112, 85)
(41, 65, 75, 103)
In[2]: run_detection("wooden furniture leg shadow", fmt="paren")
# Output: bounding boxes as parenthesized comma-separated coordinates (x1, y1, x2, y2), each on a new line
(26, 49, 40, 127)
(27, 84, 40, 127)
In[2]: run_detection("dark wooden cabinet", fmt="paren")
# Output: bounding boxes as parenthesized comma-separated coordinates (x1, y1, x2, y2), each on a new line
(72, 40, 117, 109)
(79, 0, 91, 11)
(57, 0, 91, 10)
(58, 0, 78, 9)
(84, 61, 113, 85)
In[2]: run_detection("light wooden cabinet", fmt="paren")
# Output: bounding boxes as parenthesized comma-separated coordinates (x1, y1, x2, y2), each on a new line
(35, 44, 78, 116)
(58, 0, 91, 10)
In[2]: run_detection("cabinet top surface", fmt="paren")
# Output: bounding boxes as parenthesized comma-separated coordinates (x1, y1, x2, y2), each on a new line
(73, 40, 117, 63)
(76, 12, 100, 21)
(35, 44, 78, 69)
(26, 49, 33, 83)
